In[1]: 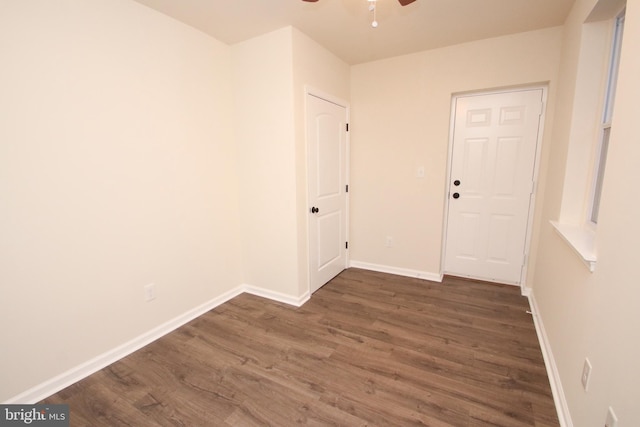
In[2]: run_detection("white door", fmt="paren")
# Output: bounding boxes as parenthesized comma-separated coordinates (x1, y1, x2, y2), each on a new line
(443, 89, 544, 284)
(307, 93, 348, 293)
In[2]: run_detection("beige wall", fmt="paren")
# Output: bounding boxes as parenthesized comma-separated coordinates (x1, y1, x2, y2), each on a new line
(232, 27, 299, 297)
(0, 6, 350, 400)
(0, 0, 243, 401)
(291, 28, 351, 297)
(233, 27, 350, 299)
(559, 19, 612, 224)
(349, 27, 563, 277)
(4, 0, 640, 423)
(531, 0, 640, 424)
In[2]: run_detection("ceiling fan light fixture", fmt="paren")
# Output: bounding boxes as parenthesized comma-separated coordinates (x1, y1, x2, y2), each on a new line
(369, 0, 378, 28)
(303, 0, 417, 27)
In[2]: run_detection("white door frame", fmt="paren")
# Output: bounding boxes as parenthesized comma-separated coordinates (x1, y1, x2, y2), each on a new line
(305, 86, 350, 293)
(441, 85, 547, 290)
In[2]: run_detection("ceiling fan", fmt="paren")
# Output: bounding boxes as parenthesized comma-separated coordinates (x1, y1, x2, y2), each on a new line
(302, 0, 416, 4)
(302, 0, 417, 28)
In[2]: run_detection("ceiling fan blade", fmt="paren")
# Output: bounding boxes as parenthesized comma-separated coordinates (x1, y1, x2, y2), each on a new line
(398, 0, 417, 5)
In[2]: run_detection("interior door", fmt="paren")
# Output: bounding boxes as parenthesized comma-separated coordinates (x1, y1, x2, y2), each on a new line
(443, 89, 544, 284)
(307, 93, 348, 294)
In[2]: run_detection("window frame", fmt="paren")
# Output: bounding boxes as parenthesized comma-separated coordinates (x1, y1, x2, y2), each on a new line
(588, 10, 625, 226)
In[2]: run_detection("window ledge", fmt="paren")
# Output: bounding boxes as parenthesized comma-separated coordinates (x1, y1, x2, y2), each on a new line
(550, 221, 597, 272)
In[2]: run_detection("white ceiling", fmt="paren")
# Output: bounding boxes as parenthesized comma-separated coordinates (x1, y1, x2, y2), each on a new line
(132, 0, 574, 65)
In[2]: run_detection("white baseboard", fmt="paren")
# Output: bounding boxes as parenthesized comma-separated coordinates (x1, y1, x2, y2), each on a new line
(349, 260, 443, 282)
(243, 284, 310, 307)
(5, 283, 309, 404)
(526, 290, 573, 427)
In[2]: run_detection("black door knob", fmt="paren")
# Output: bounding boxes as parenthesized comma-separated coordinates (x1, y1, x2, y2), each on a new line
(454, 180, 461, 186)
(453, 193, 460, 199)
(311, 207, 319, 213)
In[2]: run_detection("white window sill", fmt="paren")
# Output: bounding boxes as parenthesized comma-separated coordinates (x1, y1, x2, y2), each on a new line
(550, 221, 597, 272)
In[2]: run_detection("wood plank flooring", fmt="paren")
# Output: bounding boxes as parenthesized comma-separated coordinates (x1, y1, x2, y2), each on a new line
(43, 268, 559, 426)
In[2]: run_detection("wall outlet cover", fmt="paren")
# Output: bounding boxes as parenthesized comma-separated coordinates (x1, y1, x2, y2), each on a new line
(144, 283, 156, 302)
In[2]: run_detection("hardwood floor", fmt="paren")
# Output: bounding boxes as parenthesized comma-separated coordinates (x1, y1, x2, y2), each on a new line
(43, 268, 559, 426)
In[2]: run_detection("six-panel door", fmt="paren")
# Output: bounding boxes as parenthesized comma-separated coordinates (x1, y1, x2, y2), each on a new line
(444, 89, 543, 284)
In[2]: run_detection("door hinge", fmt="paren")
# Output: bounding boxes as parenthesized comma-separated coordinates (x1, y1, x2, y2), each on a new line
(346, 184, 349, 193)
(345, 242, 349, 249)
(346, 123, 349, 132)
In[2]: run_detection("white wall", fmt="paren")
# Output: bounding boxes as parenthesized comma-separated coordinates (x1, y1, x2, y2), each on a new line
(531, 0, 640, 424)
(0, 0, 243, 402)
(349, 27, 563, 278)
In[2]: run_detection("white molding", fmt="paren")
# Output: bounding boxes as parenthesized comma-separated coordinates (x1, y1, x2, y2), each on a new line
(243, 284, 310, 307)
(349, 260, 443, 282)
(527, 291, 573, 427)
(304, 85, 350, 109)
(4, 283, 311, 404)
(550, 221, 597, 272)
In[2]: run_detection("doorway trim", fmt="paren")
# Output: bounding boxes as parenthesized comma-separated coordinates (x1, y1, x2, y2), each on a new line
(441, 85, 548, 291)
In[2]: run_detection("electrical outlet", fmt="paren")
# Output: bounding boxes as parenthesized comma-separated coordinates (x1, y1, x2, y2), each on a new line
(416, 166, 425, 179)
(144, 283, 156, 302)
(385, 236, 393, 248)
(581, 358, 592, 391)
(605, 406, 618, 427)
